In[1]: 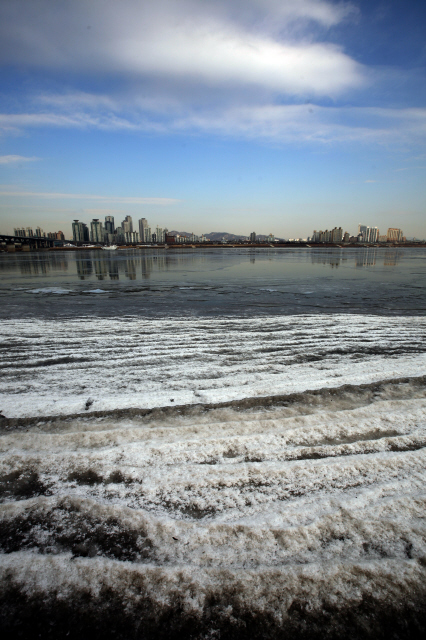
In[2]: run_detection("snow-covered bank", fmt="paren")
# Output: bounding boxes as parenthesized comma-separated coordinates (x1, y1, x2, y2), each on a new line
(1, 314, 425, 637)
(0, 377, 425, 638)
(1, 314, 425, 418)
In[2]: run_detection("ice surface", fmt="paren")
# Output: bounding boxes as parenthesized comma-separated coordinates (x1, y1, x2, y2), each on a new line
(83, 289, 107, 293)
(26, 287, 73, 294)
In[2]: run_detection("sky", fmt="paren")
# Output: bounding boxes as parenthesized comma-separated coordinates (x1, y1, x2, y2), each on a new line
(0, 0, 425, 239)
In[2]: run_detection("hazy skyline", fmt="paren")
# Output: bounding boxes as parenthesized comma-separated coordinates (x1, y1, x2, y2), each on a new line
(0, 0, 425, 238)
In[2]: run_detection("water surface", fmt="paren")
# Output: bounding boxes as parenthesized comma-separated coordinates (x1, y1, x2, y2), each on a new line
(1, 247, 425, 318)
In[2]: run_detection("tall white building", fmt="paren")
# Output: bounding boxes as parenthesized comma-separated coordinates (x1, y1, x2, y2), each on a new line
(358, 225, 379, 243)
(387, 228, 403, 242)
(122, 215, 133, 234)
(125, 231, 139, 244)
(90, 219, 104, 243)
(104, 216, 115, 235)
(367, 227, 379, 243)
(72, 220, 89, 242)
(156, 226, 164, 243)
(138, 218, 148, 240)
(358, 224, 367, 240)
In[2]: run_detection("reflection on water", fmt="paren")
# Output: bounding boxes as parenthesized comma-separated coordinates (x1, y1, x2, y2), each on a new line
(76, 256, 93, 279)
(384, 250, 401, 267)
(355, 248, 377, 268)
(74, 251, 208, 280)
(19, 253, 69, 276)
(309, 248, 402, 269)
(311, 252, 346, 268)
(0, 247, 424, 319)
(0, 246, 411, 282)
(0, 247, 409, 281)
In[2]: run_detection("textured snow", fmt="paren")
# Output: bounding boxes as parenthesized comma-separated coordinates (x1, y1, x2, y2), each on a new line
(0, 314, 425, 419)
(0, 378, 425, 633)
(1, 313, 425, 635)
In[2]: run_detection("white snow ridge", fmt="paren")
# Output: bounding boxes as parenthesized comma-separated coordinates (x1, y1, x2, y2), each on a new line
(0, 315, 425, 639)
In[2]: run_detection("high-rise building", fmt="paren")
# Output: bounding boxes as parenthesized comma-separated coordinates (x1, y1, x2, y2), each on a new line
(366, 227, 379, 243)
(90, 219, 104, 243)
(104, 216, 115, 235)
(358, 224, 367, 241)
(331, 227, 343, 243)
(144, 226, 152, 243)
(115, 226, 125, 244)
(34, 227, 45, 237)
(250, 232, 256, 242)
(14, 228, 26, 237)
(122, 215, 133, 234)
(155, 226, 164, 243)
(125, 231, 139, 244)
(358, 225, 379, 243)
(387, 228, 403, 242)
(139, 218, 148, 241)
(72, 220, 89, 242)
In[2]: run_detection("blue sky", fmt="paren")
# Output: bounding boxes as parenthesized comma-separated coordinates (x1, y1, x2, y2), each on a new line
(0, 0, 425, 239)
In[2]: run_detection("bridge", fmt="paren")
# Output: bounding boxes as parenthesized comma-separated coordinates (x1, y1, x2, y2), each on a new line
(0, 233, 73, 250)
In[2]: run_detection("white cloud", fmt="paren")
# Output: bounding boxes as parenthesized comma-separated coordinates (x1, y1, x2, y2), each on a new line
(0, 112, 140, 133)
(0, 190, 179, 205)
(394, 166, 426, 172)
(2, 102, 426, 146)
(3, 2, 424, 150)
(0, 0, 363, 97)
(0, 155, 40, 164)
(112, 24, 362, 96)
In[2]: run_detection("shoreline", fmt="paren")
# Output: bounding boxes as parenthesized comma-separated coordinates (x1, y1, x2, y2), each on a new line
(2, 243, 426, 252)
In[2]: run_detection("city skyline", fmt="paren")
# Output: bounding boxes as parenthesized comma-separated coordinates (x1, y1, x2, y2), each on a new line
(0, 1, 425, 238)
(9, 214, 410, 245)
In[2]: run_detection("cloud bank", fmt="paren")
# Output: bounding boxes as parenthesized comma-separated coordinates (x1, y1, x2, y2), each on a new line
(0, 1, 361, 97)
(0, 190, 178, 205)
(0, 1, 423, 147)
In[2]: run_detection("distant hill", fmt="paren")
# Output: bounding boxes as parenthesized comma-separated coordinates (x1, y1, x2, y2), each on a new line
(168, 230, 247, 241)
(168, 230, 284, 242)
(168, 230, 194, 237)
(206, 232, 285, 242)
(205, 232, 247, 241)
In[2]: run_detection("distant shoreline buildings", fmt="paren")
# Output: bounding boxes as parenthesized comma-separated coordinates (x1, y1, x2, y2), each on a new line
(9, 217, 410, 246)
(310, 224, 406, 244)
(13, 226, 65, 241)
(72, 215, 168, 245)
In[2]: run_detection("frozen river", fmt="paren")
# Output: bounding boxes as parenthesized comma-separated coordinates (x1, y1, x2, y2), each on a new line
(1, 246, 425, 318)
